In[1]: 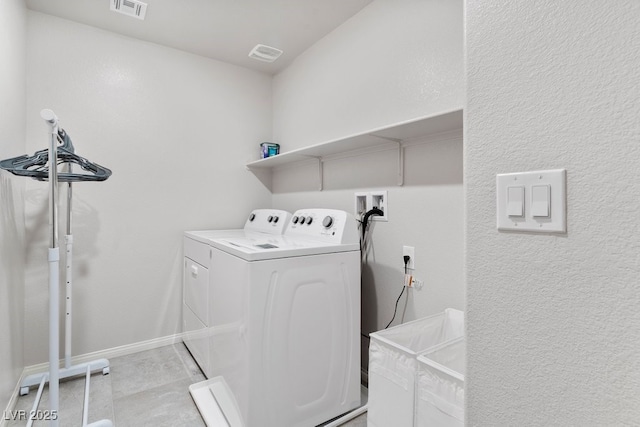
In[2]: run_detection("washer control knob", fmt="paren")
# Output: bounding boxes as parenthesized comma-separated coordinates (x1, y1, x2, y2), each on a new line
(267, 215, 273, 223)
(292, 216, 299, 224)
(248, 213, 256, 222)
(299, 216, 306, 225)
(306, 217, 313, 225)
(273, 216, 279, 223)
(322, 216, 333, 228)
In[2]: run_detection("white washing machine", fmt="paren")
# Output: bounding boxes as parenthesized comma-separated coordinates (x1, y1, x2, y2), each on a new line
(182, 209, 292, 377)
(189, 208, 361, 427)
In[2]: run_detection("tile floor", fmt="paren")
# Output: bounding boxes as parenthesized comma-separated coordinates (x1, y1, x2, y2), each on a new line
(8, 343, 367, 426)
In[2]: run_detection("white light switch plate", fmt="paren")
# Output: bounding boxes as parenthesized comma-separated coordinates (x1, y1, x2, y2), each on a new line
(496, 169, 566, 233)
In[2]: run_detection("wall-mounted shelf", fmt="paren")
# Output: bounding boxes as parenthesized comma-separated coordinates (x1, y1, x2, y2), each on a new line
(246, 108, 463, 190)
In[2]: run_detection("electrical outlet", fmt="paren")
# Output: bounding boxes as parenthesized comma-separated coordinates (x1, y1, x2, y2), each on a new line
(403, 245, 415, 270)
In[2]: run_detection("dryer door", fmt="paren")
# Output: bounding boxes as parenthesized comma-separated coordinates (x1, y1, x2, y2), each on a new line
(184, 257, 209, 325)
(183, 255, 211, 377)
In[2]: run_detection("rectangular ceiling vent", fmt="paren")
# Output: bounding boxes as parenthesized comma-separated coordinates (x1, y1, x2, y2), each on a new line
(248, 44, 283, 63)
(111, 0, 147, 20)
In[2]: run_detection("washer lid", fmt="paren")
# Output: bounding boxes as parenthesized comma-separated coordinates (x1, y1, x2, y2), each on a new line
(185, 229, 245, 245)
(210, 235, 359, 261)
(184, 209, 292, 245)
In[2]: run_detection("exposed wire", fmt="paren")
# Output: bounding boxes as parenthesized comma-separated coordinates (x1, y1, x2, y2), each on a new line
(384, 286, 405, 329)
(400, 285, 410, 324)
(384, 257, 411, 329)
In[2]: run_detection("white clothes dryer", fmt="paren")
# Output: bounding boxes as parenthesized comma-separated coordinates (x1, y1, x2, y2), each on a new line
(200, 208, 361, 427)
(182, 209, 291, 377)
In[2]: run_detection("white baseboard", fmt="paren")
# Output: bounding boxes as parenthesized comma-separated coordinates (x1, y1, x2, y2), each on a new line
(1, 333, 184, 427)
(22, 333, 185, 378)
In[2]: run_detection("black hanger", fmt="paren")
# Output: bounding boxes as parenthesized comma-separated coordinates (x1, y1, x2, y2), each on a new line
(0, 129, 112, 182)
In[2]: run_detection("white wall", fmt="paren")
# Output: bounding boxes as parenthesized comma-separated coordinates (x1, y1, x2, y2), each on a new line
(272, 0, 464, 370)
(0, 0, 27, 411)
(273, 0, 463, 149)
(24, 12, 272, 365)
(466, 1, 640, 424)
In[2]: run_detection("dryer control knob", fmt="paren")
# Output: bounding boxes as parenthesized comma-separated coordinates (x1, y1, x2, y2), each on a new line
(248, 213, 256, 222)
(292, 216, 299, 224)
(322, 216, 333, 228)
(268, 215, 273, 223)
(306, 217, 313, 225)
(299, 216, 306, 225)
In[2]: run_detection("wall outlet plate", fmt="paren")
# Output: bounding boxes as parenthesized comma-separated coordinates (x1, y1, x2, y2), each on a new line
(354, 190, 388, 221)
(496, 169, 566, 233)
(355, 192, 368, 218)
(403, 245, 415, 269)
(370, 190, 388, 221)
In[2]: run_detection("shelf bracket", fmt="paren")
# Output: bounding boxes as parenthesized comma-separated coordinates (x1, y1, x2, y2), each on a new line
(315, 157, 323, 191)
(397, 142, 405, 186)
(376, 135, 405, 186)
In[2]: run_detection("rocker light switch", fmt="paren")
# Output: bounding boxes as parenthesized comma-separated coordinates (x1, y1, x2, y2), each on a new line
(496, 169, 566, 233)
(507, 186, 524, 217)
(531, 185, 550, 217)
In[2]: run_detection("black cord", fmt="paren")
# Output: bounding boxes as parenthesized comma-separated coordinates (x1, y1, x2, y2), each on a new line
(361, 207, 400, 334)
(360, 207, 384, 242)
(384, 259, 411, 329)
(384, 287, 405, 329)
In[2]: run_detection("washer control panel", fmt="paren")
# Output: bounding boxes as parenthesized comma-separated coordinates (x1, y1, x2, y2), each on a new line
(244, 209, 292, 234)
(286, 209, 358, 244)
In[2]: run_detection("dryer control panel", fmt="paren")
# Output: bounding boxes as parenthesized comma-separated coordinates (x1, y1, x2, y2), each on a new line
(286, 209, 358, 245)
(244, 209, 292, 234)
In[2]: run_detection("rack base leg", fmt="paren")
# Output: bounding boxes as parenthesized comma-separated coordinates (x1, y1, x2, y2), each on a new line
(86, 421, 113, 427)
(20, 358, 110, 395)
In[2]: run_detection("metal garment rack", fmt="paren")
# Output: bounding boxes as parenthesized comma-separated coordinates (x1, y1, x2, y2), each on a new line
(16, 110, 112, 427)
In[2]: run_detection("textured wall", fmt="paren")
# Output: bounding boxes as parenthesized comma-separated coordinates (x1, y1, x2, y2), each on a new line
(0, 0, 27, 412)
(24, 12, 272, 365)
(271, 0, 464, 370)
(466, 0, 640, 424)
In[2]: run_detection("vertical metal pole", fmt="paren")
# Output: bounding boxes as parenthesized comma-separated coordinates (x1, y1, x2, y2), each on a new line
(47, 125, 58, 248)
(65, 178, 73, 369)
(66, 181, 72, 233)
(42, 109, 60, 427)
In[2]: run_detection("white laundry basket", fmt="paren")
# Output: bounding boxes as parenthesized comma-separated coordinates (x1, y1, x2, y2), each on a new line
(367, 309, 464, 427)
(416, 337, 465, 427)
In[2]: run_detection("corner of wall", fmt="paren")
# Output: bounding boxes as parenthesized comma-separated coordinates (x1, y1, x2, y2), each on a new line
(0, 0, 27, 416)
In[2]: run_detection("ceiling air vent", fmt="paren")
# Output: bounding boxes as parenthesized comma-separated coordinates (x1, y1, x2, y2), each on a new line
(248, 44, 283, 63)
(111, 0, 147, 20)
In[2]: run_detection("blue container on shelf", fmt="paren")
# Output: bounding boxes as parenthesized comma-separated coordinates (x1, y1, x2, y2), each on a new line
(260, 142, 280, 159)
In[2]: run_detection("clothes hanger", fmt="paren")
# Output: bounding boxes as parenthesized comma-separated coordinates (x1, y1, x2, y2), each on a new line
(0, 128, 112, 182)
